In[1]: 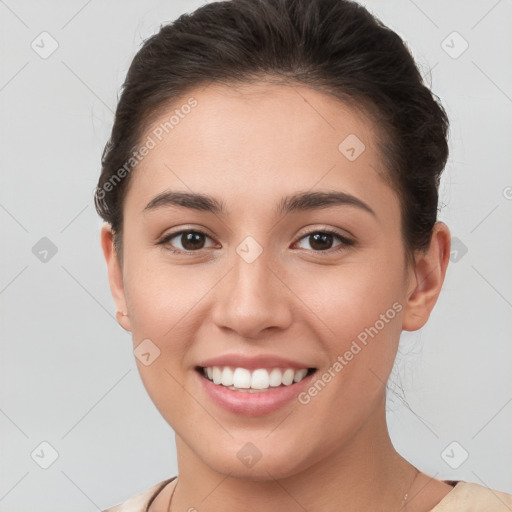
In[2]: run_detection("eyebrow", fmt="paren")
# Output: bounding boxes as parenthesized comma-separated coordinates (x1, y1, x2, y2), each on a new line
(143, 190, 376, 217)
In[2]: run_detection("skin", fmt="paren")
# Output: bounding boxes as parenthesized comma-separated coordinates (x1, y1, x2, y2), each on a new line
(101, 81, 452, 511)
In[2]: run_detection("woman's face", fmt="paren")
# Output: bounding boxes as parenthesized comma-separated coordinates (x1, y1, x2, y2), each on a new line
(103, 82, 425, 479)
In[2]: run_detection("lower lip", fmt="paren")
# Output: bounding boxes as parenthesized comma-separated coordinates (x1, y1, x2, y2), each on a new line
(197, 369, 316, 416)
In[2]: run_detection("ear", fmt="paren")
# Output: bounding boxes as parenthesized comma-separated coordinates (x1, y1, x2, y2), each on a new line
(402, 222, 451, 331)
(100, 223, 132, 332)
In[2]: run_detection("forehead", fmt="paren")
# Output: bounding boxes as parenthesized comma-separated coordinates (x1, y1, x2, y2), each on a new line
(124, 81, 398, 225)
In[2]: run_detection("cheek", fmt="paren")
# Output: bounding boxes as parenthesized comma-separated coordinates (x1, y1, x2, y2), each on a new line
(293, 254, 404, 341)
(123, 252, 205, 339)
(291, 255, 404, 400)
(121, 259, 203, 427)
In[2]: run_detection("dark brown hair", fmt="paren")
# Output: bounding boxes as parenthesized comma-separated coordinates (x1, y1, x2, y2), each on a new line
(94, 0, 449, 265)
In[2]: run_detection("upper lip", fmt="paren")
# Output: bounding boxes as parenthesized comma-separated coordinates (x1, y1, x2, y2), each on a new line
(197, 354, 316, 371)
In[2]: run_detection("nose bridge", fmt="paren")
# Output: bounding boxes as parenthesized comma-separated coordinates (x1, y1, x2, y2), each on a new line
(210, 234, 293, 338)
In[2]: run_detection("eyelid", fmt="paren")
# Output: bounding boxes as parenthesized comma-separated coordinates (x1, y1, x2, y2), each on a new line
(158, 227, 217, 254)
(293, 227, 355, 253)
(295, 224, 354, 242)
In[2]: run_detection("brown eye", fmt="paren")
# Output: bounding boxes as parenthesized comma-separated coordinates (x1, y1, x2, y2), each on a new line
(180, 232, 206, 250)
(308, 233, 335, 251)
(160, 230, 215, 253)
(295, 230, 354, 252)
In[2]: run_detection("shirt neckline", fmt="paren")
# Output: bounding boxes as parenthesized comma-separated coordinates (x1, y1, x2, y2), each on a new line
(145, 477, 462, 512)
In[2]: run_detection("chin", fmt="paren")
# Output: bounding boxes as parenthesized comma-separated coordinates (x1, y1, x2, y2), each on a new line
(198, 440, 312, 482)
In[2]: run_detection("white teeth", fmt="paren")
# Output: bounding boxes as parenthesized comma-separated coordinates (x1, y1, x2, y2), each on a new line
(202, 366, 311, 390)
(233, 368, 251, 388)
(221, 367, 234, 386)
(212, 366, 222, 385)
(269, 368, 283, 387)
(293, 368, 308, 382)
(282, 368, 295, 386)
(251, 369, 270, 390)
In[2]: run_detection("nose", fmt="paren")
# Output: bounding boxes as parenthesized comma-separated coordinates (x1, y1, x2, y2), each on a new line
(210, 245, 294, 340)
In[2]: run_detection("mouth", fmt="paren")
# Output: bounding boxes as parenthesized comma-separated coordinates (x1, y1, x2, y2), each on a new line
(195, 365, 317, 392)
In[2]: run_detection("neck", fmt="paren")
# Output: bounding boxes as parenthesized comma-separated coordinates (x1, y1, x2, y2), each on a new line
(171, 395, 417, 512)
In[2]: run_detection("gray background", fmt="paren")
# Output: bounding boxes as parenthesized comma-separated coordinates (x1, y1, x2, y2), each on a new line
(1, 1, 511, 511)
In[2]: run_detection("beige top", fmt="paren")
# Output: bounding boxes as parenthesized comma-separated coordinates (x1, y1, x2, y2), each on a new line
(102, 477, 512, 512)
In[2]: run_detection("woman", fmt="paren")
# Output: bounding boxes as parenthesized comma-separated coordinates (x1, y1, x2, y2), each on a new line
(95, 0, 512, 510)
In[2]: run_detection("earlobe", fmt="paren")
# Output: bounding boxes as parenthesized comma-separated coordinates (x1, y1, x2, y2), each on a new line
(402, 222, 451, 332)
(100, 223, 132, 332)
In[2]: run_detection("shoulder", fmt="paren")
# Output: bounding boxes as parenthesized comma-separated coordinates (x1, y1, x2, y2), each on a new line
(102, 477, 177, 512)
(431, 480, 512, 511)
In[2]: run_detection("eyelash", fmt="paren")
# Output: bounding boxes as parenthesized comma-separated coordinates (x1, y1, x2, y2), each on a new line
(158, 228, 355, 256)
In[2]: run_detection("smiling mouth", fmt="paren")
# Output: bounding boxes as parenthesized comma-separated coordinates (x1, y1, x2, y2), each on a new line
(195, 366, 317, 392)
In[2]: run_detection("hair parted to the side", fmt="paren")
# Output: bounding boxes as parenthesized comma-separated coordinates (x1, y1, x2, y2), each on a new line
(94, 0, 449, 266)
